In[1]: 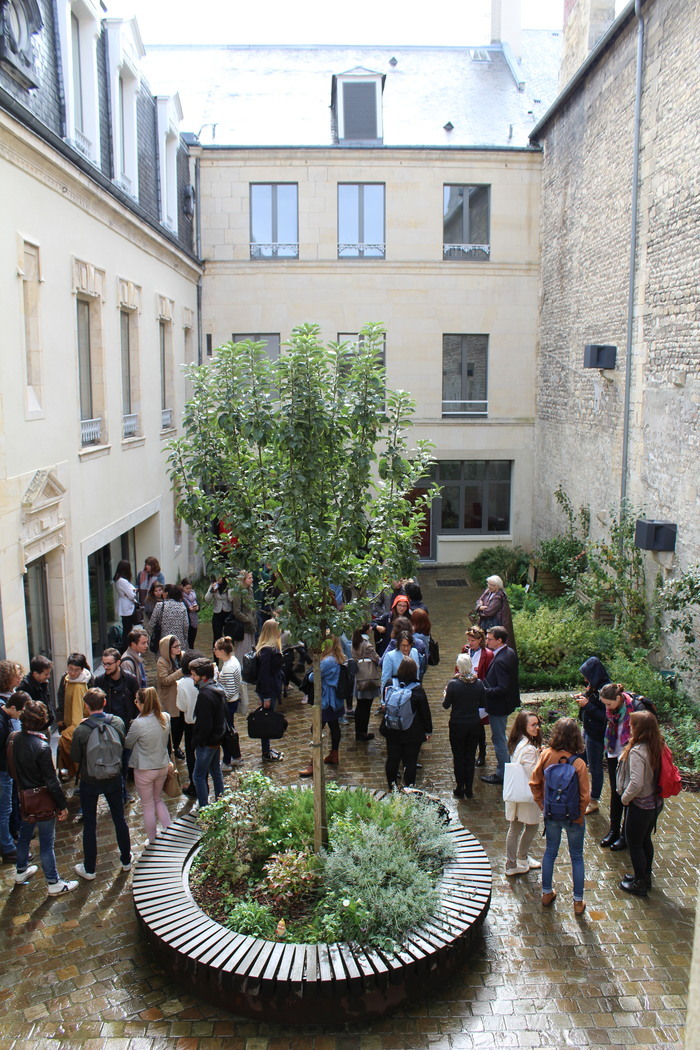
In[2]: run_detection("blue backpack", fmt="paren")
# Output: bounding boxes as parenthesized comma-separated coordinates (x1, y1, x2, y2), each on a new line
(543, 756, 580, 820)
(383, 680, 418, 731)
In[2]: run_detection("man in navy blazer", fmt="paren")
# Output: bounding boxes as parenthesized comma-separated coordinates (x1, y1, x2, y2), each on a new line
(481, 626, 520, 784)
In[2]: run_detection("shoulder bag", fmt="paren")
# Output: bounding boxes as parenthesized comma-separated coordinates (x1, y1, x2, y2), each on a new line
(502, 761, 535, 804)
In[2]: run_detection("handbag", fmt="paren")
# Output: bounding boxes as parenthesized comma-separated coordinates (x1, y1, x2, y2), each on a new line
(132, 603, 144, 626)
(502, 761, 535, 804)
(222, 616, 245, 642)
(7, 734, 61, 823)
(224, 724, 241, 759)
(149, 602, 164, 654)
(247, 706, 288, 740)
(162, 761, 182, 798)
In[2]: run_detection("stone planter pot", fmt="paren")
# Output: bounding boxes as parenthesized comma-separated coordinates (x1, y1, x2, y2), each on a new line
(133, 800, 491, 1024)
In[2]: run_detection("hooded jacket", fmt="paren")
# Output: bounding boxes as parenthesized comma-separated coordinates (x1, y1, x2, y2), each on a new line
(156, 635, 183, 717)
(578, 657, 610, 743)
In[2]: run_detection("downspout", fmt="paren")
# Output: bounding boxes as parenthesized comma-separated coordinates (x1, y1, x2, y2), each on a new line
(195, 153, 203, 365)
(619, 0, 645, 511)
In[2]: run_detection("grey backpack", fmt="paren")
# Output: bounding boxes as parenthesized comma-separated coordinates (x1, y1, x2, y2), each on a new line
(85, 714, 123, 780)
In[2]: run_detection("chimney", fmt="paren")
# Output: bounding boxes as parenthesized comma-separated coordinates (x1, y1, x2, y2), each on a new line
(559, 0, 616, 87)
(491, 0, 523, 63)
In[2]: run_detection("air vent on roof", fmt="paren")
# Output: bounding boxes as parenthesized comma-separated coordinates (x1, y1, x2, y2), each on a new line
(469, 48, 491, 62)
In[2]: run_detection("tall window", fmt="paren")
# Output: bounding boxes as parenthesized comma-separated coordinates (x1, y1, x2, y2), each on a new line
(71, 13, 83, 135)
(21, 242, 42, 410)
(442, 335, 488, 416)
(120, 309, 141, 437)
(76, 298, 102, 445)
(250, 184, 298, 258)
(338, 184, 385, 258)
(430, 461, 511, 534)
(232, 333, 281, 362)
(159, 320, 173, 428)
(443, 185, 490, 260)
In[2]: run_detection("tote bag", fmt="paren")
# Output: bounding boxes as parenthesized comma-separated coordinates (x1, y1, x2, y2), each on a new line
(502, 761, 534, 804)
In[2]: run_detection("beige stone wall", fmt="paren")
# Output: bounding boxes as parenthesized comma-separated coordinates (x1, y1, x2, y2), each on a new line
(0, 108, 200, 667)
(533, 0, 700, 659)
(559, 0, 616, 88)
(199, 146, 542, 564)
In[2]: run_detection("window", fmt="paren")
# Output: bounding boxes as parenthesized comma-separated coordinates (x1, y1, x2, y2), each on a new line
(431, 461, 511, 534)
(20, 241, 42, 413)
(232, 333, 281, 362)
(106, 19, 143, 198)
(59, 1, 101, 163)
(157, 95, 182, 233)
(73, 257, 106, 446)
(120, 310, 142, 437)
(337, 332, 386, 370)
(250, 184, 298, 259)
(77, 299, 98, 442)
(0, 0, 43, 89)
(442, 334, 488, 416)
(443, 185, 490, 260)
(159, 320, 173, 428)
(338, 184, 385, 258)
(332, 70, 384, 145)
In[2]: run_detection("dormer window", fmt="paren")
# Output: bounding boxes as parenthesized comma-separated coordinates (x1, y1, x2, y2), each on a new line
(105, 17, 145, 199)
(156, 94, 183, 233)
(57, 0, 101, 163)
(332, 68, 384, 146)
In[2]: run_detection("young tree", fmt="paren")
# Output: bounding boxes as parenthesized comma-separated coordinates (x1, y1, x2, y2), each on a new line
(168, 323, 435, 848)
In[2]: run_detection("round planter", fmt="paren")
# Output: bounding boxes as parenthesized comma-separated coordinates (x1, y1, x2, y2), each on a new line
(133, 797, 491, 1023)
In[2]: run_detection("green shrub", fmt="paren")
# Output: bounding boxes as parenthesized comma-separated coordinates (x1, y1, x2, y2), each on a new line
(506, 583, 544, 614)
(223, 899, 277, 938)
(534, 535, 587, 580)
(263, 849, 321, 906)
(465, 545, 530, 587)
(513, 604, 615, 671)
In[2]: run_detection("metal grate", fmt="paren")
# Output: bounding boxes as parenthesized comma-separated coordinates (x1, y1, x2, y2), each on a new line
(436, 579, 468, 587)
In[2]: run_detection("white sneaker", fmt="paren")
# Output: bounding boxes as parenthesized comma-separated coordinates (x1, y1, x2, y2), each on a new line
(524, 856, 542, 870)
(47, 879, 78, 895)
(75, 863, 96, 880)
(505, 863, 530, 876)
(191, 801, 201, 814)
(120, 853, 134, 872)
(221, 763, 233, 772)
(13, 865, 38, 885)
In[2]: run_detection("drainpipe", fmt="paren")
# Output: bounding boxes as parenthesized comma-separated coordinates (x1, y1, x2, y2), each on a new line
(619, 0, 645, 511)
(195, 153, 203, 365)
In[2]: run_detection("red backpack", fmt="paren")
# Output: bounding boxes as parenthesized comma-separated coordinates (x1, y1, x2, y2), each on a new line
(658, 744, 682, 799)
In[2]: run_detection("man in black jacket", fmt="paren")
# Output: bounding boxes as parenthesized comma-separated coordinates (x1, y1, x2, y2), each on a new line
(94, 649, 138, 803)
(481, 626, 520, 785)
(19, 655, 56, 727)
(190, 659, 227, 811)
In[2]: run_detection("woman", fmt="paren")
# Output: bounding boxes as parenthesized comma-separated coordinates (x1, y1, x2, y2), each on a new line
(574, 657, 610, 814)
(351, 626, 381, 742)
(213, 636, 242, 771)
(144, 580, 165, 633)
(176, 650, 204, 797)
(320, 635, 348, 766)
(156, 635, 184, 754)
(381, 657, 432, 790)
(113, 560, 138, 645)
(442, 653, 485, 799)
(616, 710, 664, 897)
(254, 619, 285, 762)
(475, 575, 515, 648)
(181, 578, 199, 649)
(382, 617, 427, 674)
(125, 687, 173, 844)
(229, 570, 258, 712)
(9, 698, 77, 895)
(504, 710, 542, 874)
(411, 608, 432, 679)
(373, 594, 411, 657)
(149, 584, 190, 650)
(137, 557, 165, 605)
(462, 626, 494, 767)
(530, 717, 590, 916)
(56, 653, 94, 779)
(600, 683, 637, 850)
(205, 576, 232, 644)
(405, 581, 428, 613)
(381, 632, 420, 693)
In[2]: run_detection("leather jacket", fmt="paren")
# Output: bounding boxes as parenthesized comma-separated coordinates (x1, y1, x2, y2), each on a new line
(9, 730, 67, 809)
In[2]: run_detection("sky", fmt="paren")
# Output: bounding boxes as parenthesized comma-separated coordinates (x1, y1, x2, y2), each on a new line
(109, 0, 567, 46)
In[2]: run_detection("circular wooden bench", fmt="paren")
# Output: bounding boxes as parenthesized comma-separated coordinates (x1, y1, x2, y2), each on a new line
(133, 799, 491, 1023)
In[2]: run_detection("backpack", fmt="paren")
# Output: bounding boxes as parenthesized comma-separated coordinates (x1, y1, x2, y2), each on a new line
(335, 661, 356, 703)
(383, 680, 418, 732)
(625, 692, 658, 719)
(428, 636, 440, 666)
(658, 744, 682, 799)
(85, 714, 123, 780)
(241, 649, 259, 685)
(543, 755, 580, 821)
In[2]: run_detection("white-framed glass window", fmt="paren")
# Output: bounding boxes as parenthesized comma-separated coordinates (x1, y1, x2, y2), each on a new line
(443, 185, 490, 260)
(20, 240, 43, 414)
(338, 184, 385, 258)
(442, 334, 488, 416)
(156, 94, 182, 233)
(430, 460, 511, 534)
(106, 18, 144, 199)
(159, 319, 173, 429)
(58, 0, 101, 163)
(333, 71, 384, 145)
(232, 333, 281, 362)
(250, 184, 298, 259)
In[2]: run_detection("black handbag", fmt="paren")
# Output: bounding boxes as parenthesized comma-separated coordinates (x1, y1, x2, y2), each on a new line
(247, 707, 288, 740)
(149, 602, 164, 654)
(222, 616, 245, 642)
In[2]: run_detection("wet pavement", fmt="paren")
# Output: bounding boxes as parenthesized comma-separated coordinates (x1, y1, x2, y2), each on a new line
(0, 567, 696, 1049)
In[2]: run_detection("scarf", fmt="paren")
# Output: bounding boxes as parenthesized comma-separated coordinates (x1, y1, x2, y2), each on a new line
(604, 694, 633, 754)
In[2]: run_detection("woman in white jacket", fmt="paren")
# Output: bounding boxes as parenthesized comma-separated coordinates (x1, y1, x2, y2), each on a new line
(504, 710, 543, 876)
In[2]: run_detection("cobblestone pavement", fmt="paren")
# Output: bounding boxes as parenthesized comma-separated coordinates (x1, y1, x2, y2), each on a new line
(1, 568, 697, 1049)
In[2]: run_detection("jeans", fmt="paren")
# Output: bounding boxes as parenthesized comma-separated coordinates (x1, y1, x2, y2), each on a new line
(489, 715, 509, 779)
(542, 818, 586, 900)
(448, 722, 481, 794)
(625, 801, 660, 880)
(16, 817, 59, 883)
(193, 746, 224, 807)
(79, 778, 132, 874)
(0, 769, 16, 852)
(585, 733, 605, 800)
(133, 766, 171, 842)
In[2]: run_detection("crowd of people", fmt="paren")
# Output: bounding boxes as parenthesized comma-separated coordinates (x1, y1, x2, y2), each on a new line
(0, 562, 672, 914)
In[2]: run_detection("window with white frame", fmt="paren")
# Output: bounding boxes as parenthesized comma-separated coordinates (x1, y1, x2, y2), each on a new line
(20, 241, 42, 414)
(442, 334, 488, 416)
(159, 319, 173, 429)
(118, 279, 141, 438)
(232, 333, 281, 362)
(338, 184, 385, 258)
(250, 184, 298, 259)
(156, 94, 182, 233)
(106, 18, 144, 198)
(443, 185, 490, 260)
(73, 257, 106, 447)
(59, 1, 101, 162)
(333, 69, 384, 145)
(429, 460, 511, 534)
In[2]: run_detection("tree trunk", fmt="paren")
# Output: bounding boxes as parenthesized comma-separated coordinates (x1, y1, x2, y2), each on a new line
(311, 649, 328, 851)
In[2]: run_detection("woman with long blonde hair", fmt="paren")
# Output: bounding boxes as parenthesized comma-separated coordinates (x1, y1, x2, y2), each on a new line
(125, 687, 172, 843)
(616, 710, 664, 897)
(254, 619, 285, 762)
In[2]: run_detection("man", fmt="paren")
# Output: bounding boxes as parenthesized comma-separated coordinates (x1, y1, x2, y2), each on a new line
(120, 629, 149, 689)
(189, 658, 227, 811)
(19, 655, 56, 726)
(70, 687, 131, 880)
(481, 626, 520, 785)
(0, 682, 26, 862)
(94, 649, 138, 802)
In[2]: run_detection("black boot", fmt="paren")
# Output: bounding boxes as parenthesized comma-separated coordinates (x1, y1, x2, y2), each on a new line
(600, 829, 619, 848)
(610, 835, 627, 851)
(475, 754, 486, 767)
(620, 876, 648, 897)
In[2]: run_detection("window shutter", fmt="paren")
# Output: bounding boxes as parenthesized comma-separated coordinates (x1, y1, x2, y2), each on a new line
(342, 82, 377, 139)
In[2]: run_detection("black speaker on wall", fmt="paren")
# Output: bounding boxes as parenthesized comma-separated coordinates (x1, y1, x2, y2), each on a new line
(584, 344, 617, 370)
(635, 519, 677, 552)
